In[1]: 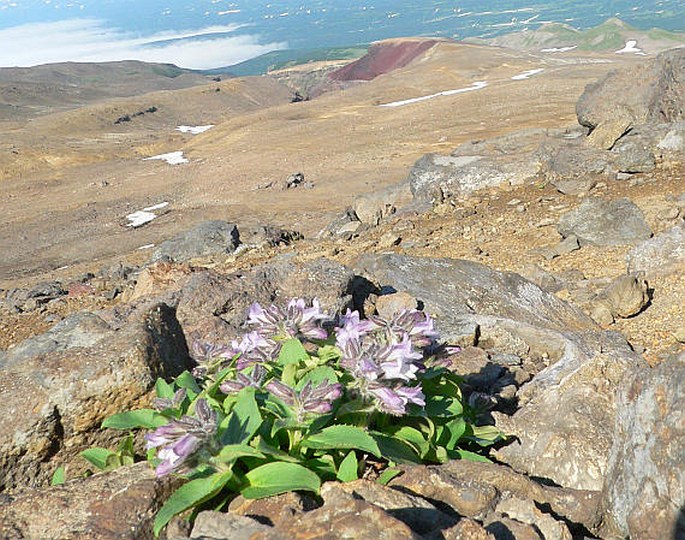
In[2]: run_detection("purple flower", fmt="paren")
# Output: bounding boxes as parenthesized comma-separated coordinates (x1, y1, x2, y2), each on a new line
(335, 309, 377, 349)
(247, 298, 329, 341)
(378, 334, 423, 381)
(153, 388, 187, 411)
(144, 399, 217, 477)
(265, 379, 342, 418)
(373, 310, 438, 349)
(230, 331, 278, 370)
(220, 364, 266, 394)
(368, 384, 425, 416)
(190, 339, 233, 363)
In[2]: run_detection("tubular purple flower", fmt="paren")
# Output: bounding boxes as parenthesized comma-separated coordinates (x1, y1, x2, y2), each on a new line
(190, 339, 233, 363)
(368, 385, 408, 416)
(247, 298, 329, 341)
(301, 380, 342, 414)
(335, 309, 376, 349)
(144, 398, 217, 477)
(396, 385, 426, 407)
(265, 379, 297, 405)
(220, 364, 266, 394)
(153, 388, 187, 411)
(379, 334, 423, 381)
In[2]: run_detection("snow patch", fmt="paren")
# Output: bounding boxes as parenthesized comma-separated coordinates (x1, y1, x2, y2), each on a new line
(379, 81, 488, 108)
(143, 151, 189, 165)
(616, 40, 645, 54)
(541, 46, 577, 53)
(126, 202, 169, 228)
(176, 125, 214, 135)
(511, 68, 544, 80)
(137, 243, 156, 250)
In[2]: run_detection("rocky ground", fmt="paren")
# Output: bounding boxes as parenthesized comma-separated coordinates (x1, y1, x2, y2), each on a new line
(1, 42, 684, 539)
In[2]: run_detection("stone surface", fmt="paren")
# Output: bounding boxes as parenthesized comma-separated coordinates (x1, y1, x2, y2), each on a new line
(409, 153, 540, 204)
(190, 511, 271, 540)
(612, 131, 657, 173)
(589, 272, 650, 325)
(373, 291, 418, 319)
(441, 519, 495, 540)
(495, 334, 644, 491)
(151, 220, 240, 263)
(627, 221, 685, 276)
(353, 183, 410, 226)
(585, 116, 632, 150)
(557, 197, 652, 246)
(392, 460, 602, 532)
(228, 491, 315, 528)
(494, 495, 573, 540)
(0, 463, 177, 539)
(599, 352, 685, 540)
(0, 304, 191, 490)
(540, 142, 611, 195)
(355, 254, 596, 338)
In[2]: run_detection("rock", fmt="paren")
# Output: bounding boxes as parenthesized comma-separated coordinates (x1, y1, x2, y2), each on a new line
(577, 48, 685, 129)
(409, 153, 540, 204)
(0, 463, 177, 539)
(320, 208, 361, 238)
(557, 197, 652, 246)
(275, 482, 422, 539)
(228, 491, 315, 528)
(151, 221, 240, 263)
(5, 281, 66, 312)
(673, 325, 685, 343)
(612, 131, 657, 173)
(495, 333, 644, 491)
(442, 519, 495, 540)
(599, 352, 685, 540)
(484, 516, 542, 540)
(330, 480, 456, 535)
(374, 291, 418, 319)
(585, 115, 632, 150)
(353, 183, 409, 226)
(128, 262, 194, 302)
(191, 511, 271, 539)
(540, 142, 612, 194)
(0, 305, 191, 490)
(355, 254, 596, 339)
(494, 495, 572, 540)
(391, 460, 602, 532)
(627, 221, 685, 276)
(281, 172, 313, 190)
(176, 257, 355, 345)
(589, 273, 650, 325)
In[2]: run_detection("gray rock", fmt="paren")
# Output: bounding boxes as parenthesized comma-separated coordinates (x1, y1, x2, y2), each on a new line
(599, 353, 685, 540)
(588, 273, 650, 326)
(352, 183, 410, 226)
(540, 142, 613, 194)
(494, 495, 572, 540)
(281, 172, 313, 190)
(409, 153, 540, 204)
(612, 132, 657, 173)
(354, 254, 596, 338)
(151, 221, 240, 263)
(0, 463, 177, 539)
(557, 198, 652, 246)
(577, 48, 685, 129)
(627, 221, 685, 276)
(392, 460, 602, 532)
(586, 115, 632, 150)
(0, 304, 191, 490)
(190, 511, 271, 540)
(495, 331, 645, 491)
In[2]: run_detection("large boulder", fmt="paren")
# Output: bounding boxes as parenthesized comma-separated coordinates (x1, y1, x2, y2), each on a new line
(539, 141, 613, 194)
(627, 221, 685, 277)
(151, 220, 240, 263)
(0, 305, 191, 490)
(408, 153, 541, 204)
(599, 352, 685, 540)
(557, 197, 652, 246)
(0, 463, 177, 539)
(577, 47, 685, 129)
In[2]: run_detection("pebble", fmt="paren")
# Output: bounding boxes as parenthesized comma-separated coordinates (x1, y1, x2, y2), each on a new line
(536, 218, 556, 228)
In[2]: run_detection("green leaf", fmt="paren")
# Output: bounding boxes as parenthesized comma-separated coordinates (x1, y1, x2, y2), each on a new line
(377, 467, 402, 486)
(50, 466, 66, 486)
(469, 425, 503, 446)
(219, 387, 263, 445)
(155, 378, 175, 399)
(80, 448, 116, 470)
(336, 450, 358, 482)
(371, 432, 421, 464)
(301, 425, 381, 458)
(153, 471, 233, 537)
(295, 366, 339, 390)
(452, 449, 491, 463)
(424, 395, 464, 418)
(278, 338, 310, 366)
(316, 345, 342, 364)
(215, 444, 266, 464)
(241, 462, 321, 499)
(102, 409, 167, 430)
(306, 455, 337, 480)
(392, 426, 430, 457)
(175, 371, 202, 395)
(254, 437, 301, 463)
(437, 418, 467, 450)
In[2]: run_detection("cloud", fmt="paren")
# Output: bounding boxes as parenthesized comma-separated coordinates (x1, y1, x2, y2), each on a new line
(0, 19, 287, 69)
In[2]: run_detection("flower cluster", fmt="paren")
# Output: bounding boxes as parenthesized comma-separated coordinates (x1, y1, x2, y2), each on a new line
(144, 399, 217, 476)
(248, 298, 330, 341)
(335, 309, 436, 415)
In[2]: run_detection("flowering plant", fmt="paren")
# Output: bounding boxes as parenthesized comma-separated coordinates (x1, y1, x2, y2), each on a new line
(99, 298, 501, 536)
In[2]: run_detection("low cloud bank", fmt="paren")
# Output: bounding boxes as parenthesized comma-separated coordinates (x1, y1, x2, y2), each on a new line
(0, 18, 286, 69)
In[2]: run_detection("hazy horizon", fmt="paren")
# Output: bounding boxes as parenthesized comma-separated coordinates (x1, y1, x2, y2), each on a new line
(0, 0, 684, 69)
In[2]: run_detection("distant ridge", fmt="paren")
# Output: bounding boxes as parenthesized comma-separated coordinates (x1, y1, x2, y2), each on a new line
(467, 18, 685, 55)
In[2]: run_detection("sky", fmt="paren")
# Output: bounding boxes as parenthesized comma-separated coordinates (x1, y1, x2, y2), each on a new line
(0, 0, 684, 69)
